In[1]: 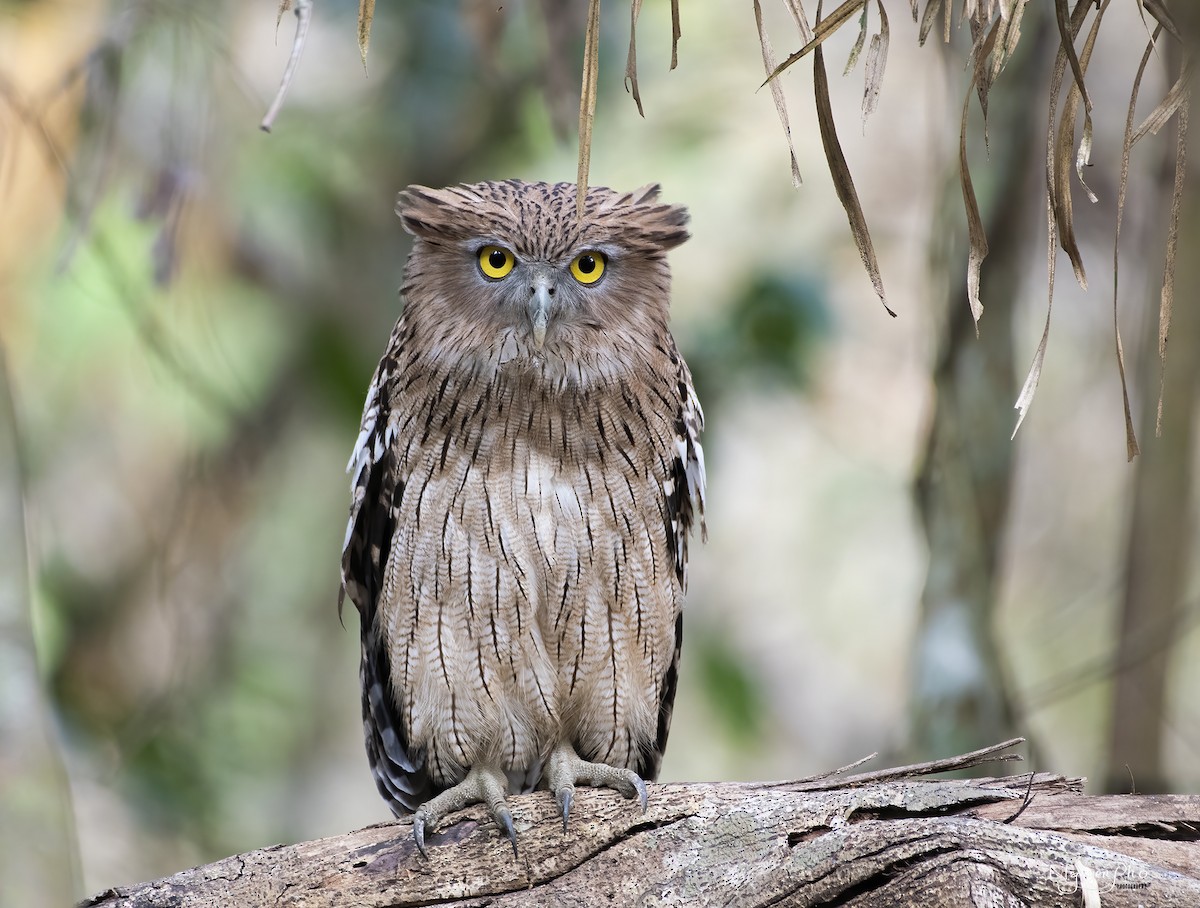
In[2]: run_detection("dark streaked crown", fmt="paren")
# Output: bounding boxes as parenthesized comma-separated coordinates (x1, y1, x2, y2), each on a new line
(396, 180, 689, 260)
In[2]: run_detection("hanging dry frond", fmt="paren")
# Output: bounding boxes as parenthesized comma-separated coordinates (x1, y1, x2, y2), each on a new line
(262, 0, 313, 132)
(755, 0, 803, 187)
(1047, 0, 1096, 292)
(814, 29, 893, 317)
(784, 0, 816, 43)
(993, 1, 1031, 87)
(276, 0, 293, 30)
(576, 0, 602, 217)
(1132, 62, 1193, 143)
(844, 5, 870, 76)
(861, 0, 889, 125)
(358, 0, 375, 71)
(625, 0, 646, 117)
(1157, 92, 1189, 437)
(1111, 28, 1162, 461)
(918, 0, 943, 46)
(1013, 203, 1056, 439)
(960, 18, 1001, 333)
(766, 0, 868, 84)
(670, 0, 681, 70)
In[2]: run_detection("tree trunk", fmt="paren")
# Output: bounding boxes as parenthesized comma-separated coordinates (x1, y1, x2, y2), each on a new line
(909, 17, 1047, 760)
(82, 742, 1200, 907)
(1105, 59, 1200, 794)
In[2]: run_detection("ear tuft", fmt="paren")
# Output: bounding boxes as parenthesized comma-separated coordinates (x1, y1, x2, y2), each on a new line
(635, 202, 690, 251)
(395, 185, 483, 240)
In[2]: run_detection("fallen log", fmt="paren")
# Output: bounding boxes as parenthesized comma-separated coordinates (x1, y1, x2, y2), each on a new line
(81, 740, 1200, 907)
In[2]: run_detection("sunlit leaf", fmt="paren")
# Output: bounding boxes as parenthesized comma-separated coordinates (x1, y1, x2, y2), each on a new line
(754, 0, 802, 187)
(357, 0, 375, 71)
(861, 0, 888, 124)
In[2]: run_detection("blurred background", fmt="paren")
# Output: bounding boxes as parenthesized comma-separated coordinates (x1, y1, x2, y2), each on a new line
(1, 0, 1197, 903)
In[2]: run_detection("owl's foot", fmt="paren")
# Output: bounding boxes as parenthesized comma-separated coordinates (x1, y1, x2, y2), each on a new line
(412, 765, 516, 858)
(545, 743, 649, 832)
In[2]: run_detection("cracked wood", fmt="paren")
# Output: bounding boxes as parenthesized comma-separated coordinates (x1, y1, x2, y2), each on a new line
(82, 769, 1200, 907)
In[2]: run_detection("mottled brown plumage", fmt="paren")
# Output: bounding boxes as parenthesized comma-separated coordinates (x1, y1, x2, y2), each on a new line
(340, 180, 705, 853)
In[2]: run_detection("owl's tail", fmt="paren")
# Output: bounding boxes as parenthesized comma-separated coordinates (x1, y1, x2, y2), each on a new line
(360, 628, 435, 815)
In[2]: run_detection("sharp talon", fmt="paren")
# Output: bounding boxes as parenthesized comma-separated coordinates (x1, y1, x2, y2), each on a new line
(633, 776, 648, 812)
(413, 813, 428, 859)
(557, 787, 573, 832)
(498, 806, 518, 857)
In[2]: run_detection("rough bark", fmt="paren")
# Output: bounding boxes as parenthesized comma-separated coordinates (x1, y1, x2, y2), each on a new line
(82, 742, 1200, 907)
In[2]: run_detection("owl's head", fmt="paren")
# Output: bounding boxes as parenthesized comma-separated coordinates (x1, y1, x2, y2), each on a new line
(395, 180, 689, 377)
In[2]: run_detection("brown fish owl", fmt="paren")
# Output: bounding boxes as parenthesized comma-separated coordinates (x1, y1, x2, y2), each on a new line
(340, 180, 705, 854)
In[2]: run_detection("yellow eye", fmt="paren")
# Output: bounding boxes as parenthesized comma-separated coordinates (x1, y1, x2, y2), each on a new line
(478, 245, 515, 280)
(569, 250, 606, 285)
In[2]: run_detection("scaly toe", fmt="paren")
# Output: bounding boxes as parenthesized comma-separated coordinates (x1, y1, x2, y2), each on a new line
(407, 765, 515, 858)
(546, 744, 650, 827)
(556, 785, 574, 832)
(497, 803, 518, 857)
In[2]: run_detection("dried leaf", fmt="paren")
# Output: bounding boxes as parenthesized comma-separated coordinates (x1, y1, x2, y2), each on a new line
(357, 0, 375, 71)
(276, 0, 293, 30)
(910, 0, 919, 22)
(765, 0, 867, 84)
(1111, 29, 1161, 460)
(755, 0, 803, 187)
(1157, 92, 1189, 436)
(261, 0, 312, 131)
(625, 0, 646, 117)
(1132, 61, 1193, 144)
(1013, 201, 1056, 438)
(671, 0, 681, 70)
(960, 18, 1001, 332)
(919, 0, 943, 45)
(861, 0, 888, 125)
(784, 0, 816, 43)
(1072, 2, 1110, 205)
(1048, 0, 1096, 291)
(1053, 0, 1095, 126)
(994, 0, 1031, 83)
(965, 15, 992, 149)
(1142, 0, 1183, 43)
(844, 5, 869, 75)
(1015, 0, 1092, 436)
(576, 0, 602, 217)
(814, 35, 894, 316)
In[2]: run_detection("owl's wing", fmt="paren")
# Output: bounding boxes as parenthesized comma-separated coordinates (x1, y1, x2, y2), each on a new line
(340, 318, 434, 815)
(666, 340, 707, 589)
(642, 339, 707, 781)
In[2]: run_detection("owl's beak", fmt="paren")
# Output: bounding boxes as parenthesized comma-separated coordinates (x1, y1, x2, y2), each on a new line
(528, 276, 554, 349)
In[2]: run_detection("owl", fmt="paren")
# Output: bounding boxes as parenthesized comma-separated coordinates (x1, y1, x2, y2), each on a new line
(340, 180, 706, 855)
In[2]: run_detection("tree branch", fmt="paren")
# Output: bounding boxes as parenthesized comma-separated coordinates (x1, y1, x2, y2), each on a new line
(81, 743, 1200, 907)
